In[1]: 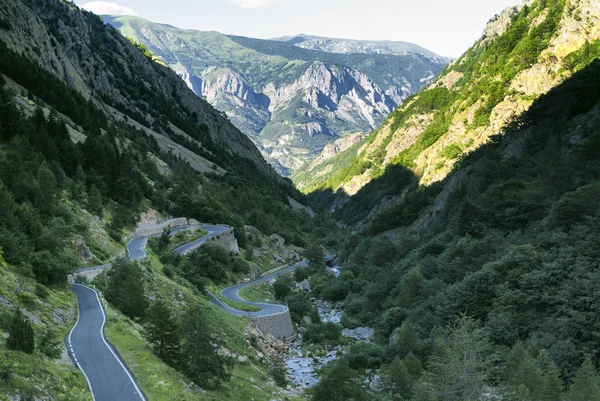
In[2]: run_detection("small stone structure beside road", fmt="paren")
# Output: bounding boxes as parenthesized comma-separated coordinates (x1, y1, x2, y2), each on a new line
(211, 229, 240, 254)
(251, 309, 295, 339)
(134, 217, 189, 237)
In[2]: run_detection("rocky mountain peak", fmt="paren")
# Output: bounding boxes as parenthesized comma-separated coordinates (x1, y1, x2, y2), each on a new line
(103, 16, 447, 176)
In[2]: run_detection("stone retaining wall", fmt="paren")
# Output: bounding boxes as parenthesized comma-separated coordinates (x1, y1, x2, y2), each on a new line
(212, 230, 240, 254)
(135, 218, 188, 237)
(251, 310, 294, 339)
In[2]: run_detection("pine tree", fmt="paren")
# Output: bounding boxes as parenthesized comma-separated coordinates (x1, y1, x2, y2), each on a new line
(105, 259, 148, 320)
(504, 342, 530, 381)
(404, 352, 424, 379)
(180, 303, 232, 389)
(34, 163, 57, 215)
(567, 358, 600, 401)
(537, 350, 564, 401)
(312, 359, 369, 401)
(145, 299, 181, 367)
(396, 320, 421, 356)
(7, 309, 35, 354)
(304, 242, 325, 272)
(0, 246, 6, 268)
(426, 315, 493, 401)
(388, 356, 411, 396)
(505, 342, 543, 397)
(71, 165, 87, 202)
(157, 228, 170, 253)
(87, 184, 103, 216)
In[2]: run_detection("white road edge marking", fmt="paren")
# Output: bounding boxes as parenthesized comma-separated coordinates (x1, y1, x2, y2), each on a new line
(72, 284, 146, 401)
(219, 261, 308, 314)
(68, 287, 97, 401)
(125, 237, 147, 260)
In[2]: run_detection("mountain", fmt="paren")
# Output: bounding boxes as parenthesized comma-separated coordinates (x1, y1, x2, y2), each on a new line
(0, 0, 334, 399)
(102, 15, 448, 175)
(294, 0, 600, 196)
(302, 2, 600, 399)
(314, 57, 600, 400)
(273, 34, 447, 61)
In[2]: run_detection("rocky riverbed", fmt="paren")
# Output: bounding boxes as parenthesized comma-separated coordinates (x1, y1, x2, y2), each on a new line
(284, 299, 374, 389)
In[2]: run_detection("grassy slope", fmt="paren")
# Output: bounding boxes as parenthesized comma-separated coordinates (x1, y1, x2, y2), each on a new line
(107, 16, 305, 90)
(237, 282, 273, 304)
(97, 254, 302, 401)
(0, 265, 90, 400)
(295, 0, 594, 195)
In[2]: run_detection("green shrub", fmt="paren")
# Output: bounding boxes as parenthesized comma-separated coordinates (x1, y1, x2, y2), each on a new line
(439, 144, 463, 160)
(273, 275, 294, 300)
(34, 284, 49, 300)
(7, 309, 35, 354)
(304, 322, 342, 345)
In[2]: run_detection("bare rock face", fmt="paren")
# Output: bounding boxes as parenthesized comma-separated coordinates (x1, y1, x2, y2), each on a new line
(342, 327, 374, 342)
(295, 0, 600, 205)
(309, 132, 367, 169)
(73, 236, 94, 263)
(481, 2, 530, 43)
(287, 197, 315, 218)
(101, 16, 447, 176)
(244, 322, 290, 361)
(0, 0, 280, 180)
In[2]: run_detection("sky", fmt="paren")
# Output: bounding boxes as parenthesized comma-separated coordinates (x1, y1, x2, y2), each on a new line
(78, 0, 520, 58)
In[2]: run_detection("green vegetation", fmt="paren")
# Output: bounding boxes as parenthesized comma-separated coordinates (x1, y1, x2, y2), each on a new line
(145, 299, 182, 367)
(180, 303, 234, 388)
(99, 254, 297, 401)
(0, 264, 89, 400)
(127, 37, 153, 59)
(296, 0, 581, 195)
(562, 39, 600, 73)
(104, 259, 148, 319)
(439, 143, 462, 159)
(237, 281, 272, 303)
(6, 309, 35, 354)
(311, 359, 368, 401)
(305, 59, 600, 400)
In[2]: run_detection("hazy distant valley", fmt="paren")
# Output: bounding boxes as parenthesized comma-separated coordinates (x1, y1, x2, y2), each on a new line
(104, 15, 447, 175)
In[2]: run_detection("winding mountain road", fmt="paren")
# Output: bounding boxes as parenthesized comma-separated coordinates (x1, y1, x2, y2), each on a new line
(68, 284, 146, 401)
(217, 260, 308, 316)
(68, 221, 307, 400)
(69, 223, 233, 401)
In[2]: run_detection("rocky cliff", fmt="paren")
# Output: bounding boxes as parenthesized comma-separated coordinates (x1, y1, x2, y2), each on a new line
(103, 16, 447, 175)
(0, 0, 279, 179)
(295, 0, 600, 195)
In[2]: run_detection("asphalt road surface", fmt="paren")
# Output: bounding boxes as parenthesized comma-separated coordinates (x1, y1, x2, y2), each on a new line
(126, 224, 230, 260)
(68, 284, 145, 401)
(69, 221, 327, 399)
(69, 223, 231, 401)
(218, 260, 309, 316)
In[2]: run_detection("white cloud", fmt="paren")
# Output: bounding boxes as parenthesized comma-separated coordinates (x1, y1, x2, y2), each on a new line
(230, 0, 277, 9)
(79, 1, 137, 16)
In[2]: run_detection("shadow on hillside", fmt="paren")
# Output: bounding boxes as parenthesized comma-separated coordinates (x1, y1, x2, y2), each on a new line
(307, 59, 600, 230)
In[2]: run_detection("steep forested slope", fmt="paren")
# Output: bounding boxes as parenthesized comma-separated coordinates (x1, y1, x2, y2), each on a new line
(296, 0, 600, 197)
(103, 15, 447, 175)
(308, 50, 600, 401)
(0, 0, 332, 399)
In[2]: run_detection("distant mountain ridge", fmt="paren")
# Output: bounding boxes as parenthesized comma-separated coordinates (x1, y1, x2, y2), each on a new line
(103, 15, 447, 175)
(273, 34, 448, 61)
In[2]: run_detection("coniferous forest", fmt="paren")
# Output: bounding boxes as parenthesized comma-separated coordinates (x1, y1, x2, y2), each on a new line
(2, 0, 600, 400)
